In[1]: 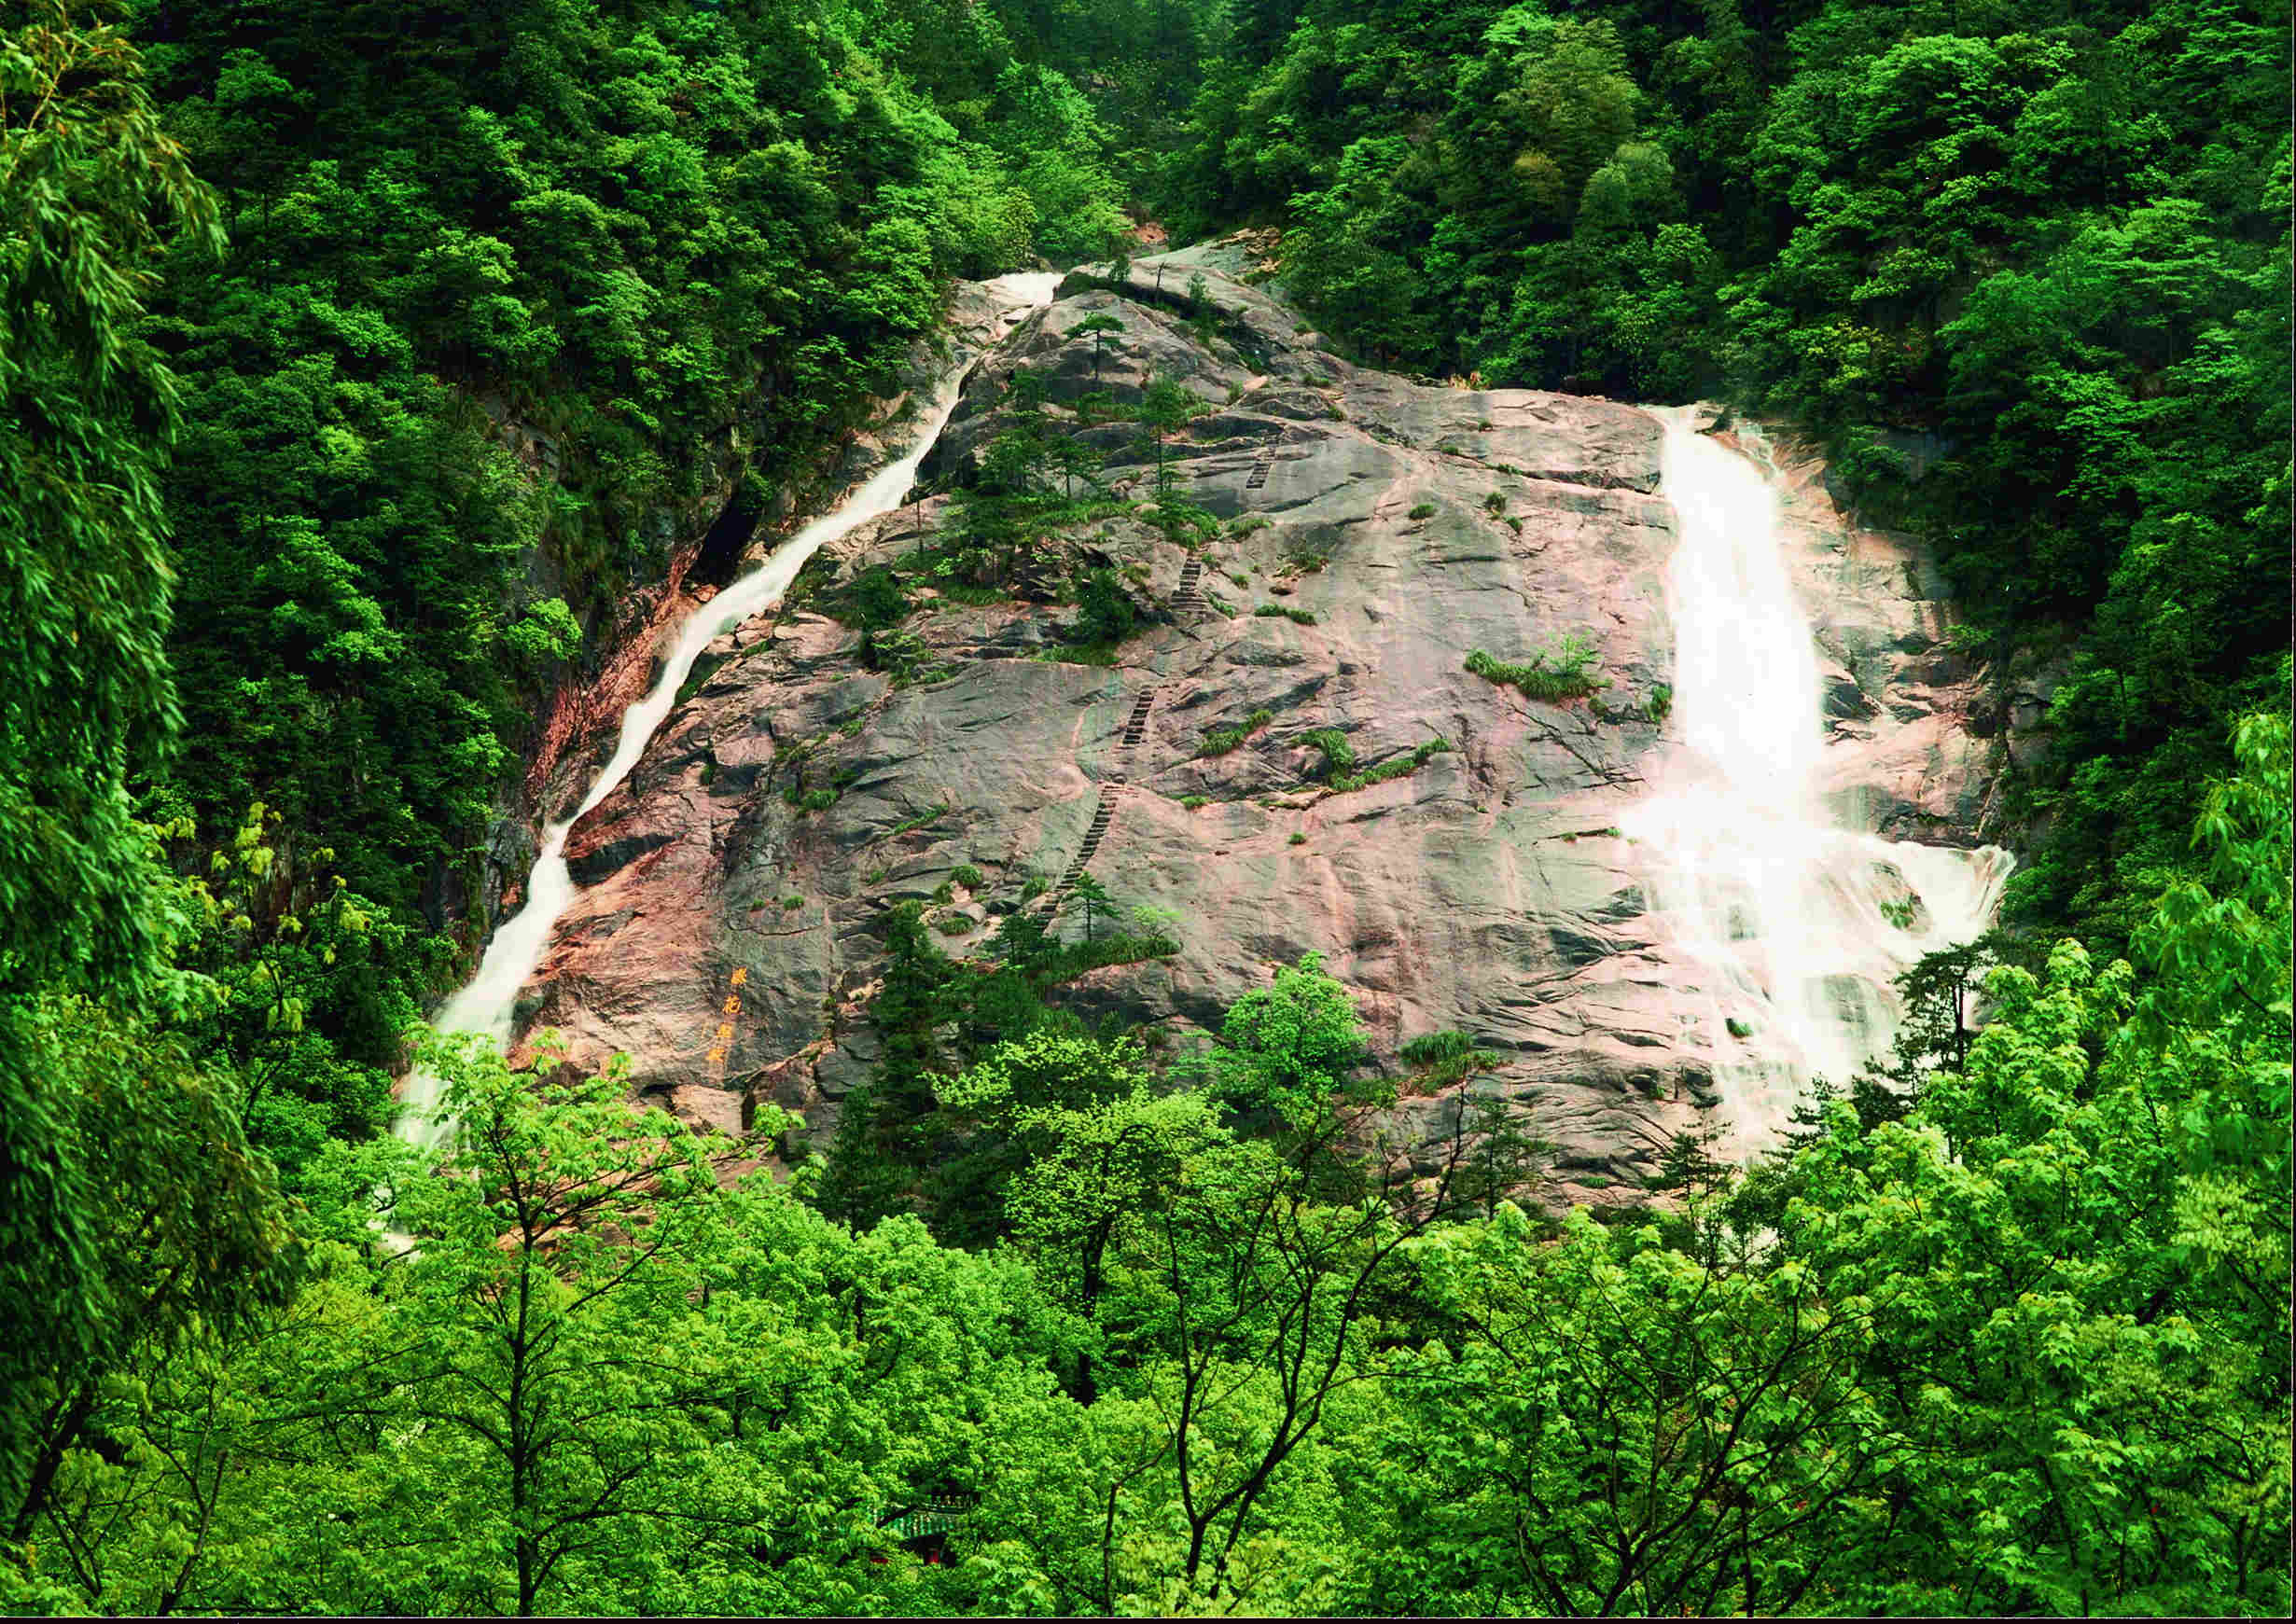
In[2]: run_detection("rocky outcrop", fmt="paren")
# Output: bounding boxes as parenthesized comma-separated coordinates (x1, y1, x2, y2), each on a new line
(510, 248, 2011, 1204)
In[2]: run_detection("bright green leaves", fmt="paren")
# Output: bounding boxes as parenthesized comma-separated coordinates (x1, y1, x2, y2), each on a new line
(1753, 717, 2294, 1614)
(952, 1033, 1218, 1311)
(990, 61, 1128, 264)
(8, 733, 2290, 1613)
(24, 1034, 1064, 1617)
(501, 597, 583, 677)
(2123, 700, 2293, 1307)
(0, 992, 298, 1601)
(939, 1027, 1151, 1126)
(3, 0, 227, 1533)
(1366, 1205, 1887, 1616)
(283, 1034, 752, 1614)
(1, 0, 215, 1005)
(1202, 950, 1388, 1132)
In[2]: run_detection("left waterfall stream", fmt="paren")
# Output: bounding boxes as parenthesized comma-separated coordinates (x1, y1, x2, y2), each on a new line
(394, 272, 1064, 1154)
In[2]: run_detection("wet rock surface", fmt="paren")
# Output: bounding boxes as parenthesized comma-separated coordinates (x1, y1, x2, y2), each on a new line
(514, 250, 2011, 1205)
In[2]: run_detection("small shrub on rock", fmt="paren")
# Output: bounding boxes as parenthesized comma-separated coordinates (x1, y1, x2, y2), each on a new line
(850, 564, 911, 628)
(1400, 1029, 1501, 1088)
(862, 627, 953, 687)
(1329, 737, 1451, 793)
(1465, 637, 1609, 703)
(1070, 568, 1136, 646)
(1299, 728, 1356, 774)
(1199, 708, 1274, 756)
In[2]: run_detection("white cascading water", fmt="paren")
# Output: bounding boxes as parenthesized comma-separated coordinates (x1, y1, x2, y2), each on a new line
(1622, 406, 2014, 1156)
(395, 272, 1064, 1151)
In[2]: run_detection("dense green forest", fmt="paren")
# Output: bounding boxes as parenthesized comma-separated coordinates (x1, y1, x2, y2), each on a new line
(3, 0, 2289, 1615)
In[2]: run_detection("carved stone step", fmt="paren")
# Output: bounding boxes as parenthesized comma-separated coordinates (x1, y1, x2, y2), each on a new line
(1172, 558, 1205, 607)
(1121, 689, 1156, 745)
(1050, 785, 1123, 900)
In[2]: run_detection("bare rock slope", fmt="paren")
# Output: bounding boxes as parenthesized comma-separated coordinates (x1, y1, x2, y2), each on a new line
(519, 247, 2011, 1199)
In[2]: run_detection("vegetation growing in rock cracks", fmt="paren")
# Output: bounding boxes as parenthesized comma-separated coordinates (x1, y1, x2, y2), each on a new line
(1199, 707, 1275, 756)
(1467, 637, 1610, 702)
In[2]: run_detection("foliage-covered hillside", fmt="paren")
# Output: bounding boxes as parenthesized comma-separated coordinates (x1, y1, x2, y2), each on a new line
(2, 0, 2289, 1616)
(14, 0, 1144, 1170)
(145, 0, 1134, 910)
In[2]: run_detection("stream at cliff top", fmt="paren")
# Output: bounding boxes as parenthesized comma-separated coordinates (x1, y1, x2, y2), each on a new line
(395, 271, 1065, 1151)
(1622, 407, 2015, 1158)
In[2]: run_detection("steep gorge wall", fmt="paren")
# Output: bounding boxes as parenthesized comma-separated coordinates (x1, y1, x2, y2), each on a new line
(507, 247, 2039, 1201)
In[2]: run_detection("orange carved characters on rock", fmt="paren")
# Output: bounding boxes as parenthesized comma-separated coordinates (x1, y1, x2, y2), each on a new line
(707, 966, 749, 1076)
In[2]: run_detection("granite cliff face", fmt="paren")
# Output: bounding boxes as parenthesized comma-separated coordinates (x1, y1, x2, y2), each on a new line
(510, 245, 2027, 1201)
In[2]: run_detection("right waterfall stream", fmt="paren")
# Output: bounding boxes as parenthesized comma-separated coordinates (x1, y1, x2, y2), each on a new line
(1623, 406, 2015, 1157)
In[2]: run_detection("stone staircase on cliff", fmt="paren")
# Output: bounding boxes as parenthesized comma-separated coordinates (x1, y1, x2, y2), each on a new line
(1046, 686, 1161, 902)
(1055, 786, 1120, 893)
(1169, 555, 1207, 617)
(1245, 440, 1276, 489)
(1119, 687, 1156, 750)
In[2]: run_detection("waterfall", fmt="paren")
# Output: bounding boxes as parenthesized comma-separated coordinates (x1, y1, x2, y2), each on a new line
(395, 272, 1063, 1151)
(1622, 407, 2013, 1157)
